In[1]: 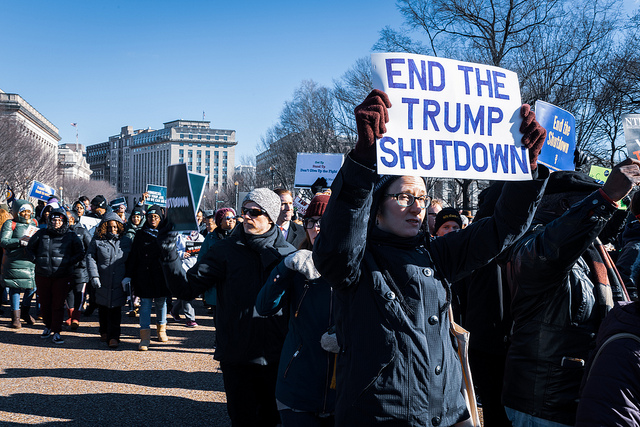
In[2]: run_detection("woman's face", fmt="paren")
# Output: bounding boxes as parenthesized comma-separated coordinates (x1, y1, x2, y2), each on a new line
(147, 214, 161, 229)
(304, 216, 321, 246)
(131, 214, 142, 226)
(107, 220, 119, 235)
(221, 213, 236, 231)
(75, 204, 85, 216)
(18, 208, 32, 220)
(376, 176, 427, 238)
(50, 215, 64, 229)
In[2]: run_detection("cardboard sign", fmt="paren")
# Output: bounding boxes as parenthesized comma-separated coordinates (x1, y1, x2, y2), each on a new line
(293, 195, 310, 216)
(535, 101, 576, 171)
(624, 114, 640, 160)
(146, 184, 167, 207)
(185, 240, 203, 256)
(371, 52, 528, 180)
(79, 215, 100, 234)
(188, 172, 208, 211)
(166, 163, 198, 232)
(294, 153, 344, 188)
(589, 165, 612, 185)
(28, 181, 56, 201)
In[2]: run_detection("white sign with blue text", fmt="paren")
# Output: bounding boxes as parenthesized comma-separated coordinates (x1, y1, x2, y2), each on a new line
(371, 53, 529, 180)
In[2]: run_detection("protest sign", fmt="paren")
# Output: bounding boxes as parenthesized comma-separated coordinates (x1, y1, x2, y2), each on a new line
(294, 153, 344, 188)
(145, 184, 167, 207)
(28, 181, 56, 201)
(535, 101, 576, 171)
(166, 163, 198, 232)
(188, 172, 208, 211)
(79, 215, 100, 234)
(110, 197, 126, 208)
(589, 165, 612, 185)
(623, 114, 640, 160)
(293, 195, 310, 216)
(371, 52, 528, 180)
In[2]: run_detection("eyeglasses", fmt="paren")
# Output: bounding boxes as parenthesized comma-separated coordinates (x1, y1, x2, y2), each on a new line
(242, 207, 267, 217)
(385, 193, 430, 209)
(224, 216, 236, 221)
(304, 218, 321, 229)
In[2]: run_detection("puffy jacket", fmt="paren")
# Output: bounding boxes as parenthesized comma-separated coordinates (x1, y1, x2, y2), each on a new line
(27, 208, 84, 278)
(256, 257, 336, 414)
(125, 223, 170, 298)
(575, 301, 640, 426)
(0, 200, 37, 290)
(502, 190, 619, 426)
(616, 219, 640, 300)
(161, 224, 296, 364)
(70, 223, 92, 285)
(313, 154, 548, 427)
(86, 213, 130, 308)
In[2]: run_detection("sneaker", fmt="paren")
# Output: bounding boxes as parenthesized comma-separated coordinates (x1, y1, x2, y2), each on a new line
(185, 320, 198, 328)
(40, 327, 52, 339)
(52, 333, 64, 344)
(108, 339, 119, 348)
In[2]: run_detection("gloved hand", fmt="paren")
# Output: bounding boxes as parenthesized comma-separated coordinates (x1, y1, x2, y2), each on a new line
(19, 239, 28, 247)
(320, 330, 340, 354)
(519, 104, 547, 171)
(90, 277, 102, 289)
(284, 249, 321, 281)
(601, 158, 640, 202)
(157, 219, 179, 262)
(353, 89, 392, 166)
(121, 277, 131, 292)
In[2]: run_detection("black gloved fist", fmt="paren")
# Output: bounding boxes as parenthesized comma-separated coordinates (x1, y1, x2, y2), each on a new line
(156, 218, 179, 262)
(520, 104, 547, 171)
(353, 89, 391, 166)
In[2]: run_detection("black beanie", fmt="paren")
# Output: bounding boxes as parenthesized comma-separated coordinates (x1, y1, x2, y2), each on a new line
(434, 207, 462, 234)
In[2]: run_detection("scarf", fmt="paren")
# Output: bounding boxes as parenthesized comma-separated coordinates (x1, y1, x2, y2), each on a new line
(244, 225, 282, 270)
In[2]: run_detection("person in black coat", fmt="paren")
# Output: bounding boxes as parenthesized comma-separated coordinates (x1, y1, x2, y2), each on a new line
(64, 210, 91, 330)
(27, 208, 84, 344)
(123, 205, 171, 350)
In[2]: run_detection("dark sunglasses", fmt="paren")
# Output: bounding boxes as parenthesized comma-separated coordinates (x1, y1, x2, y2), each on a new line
(242, 207, 266, 217)
(304, 218, 321, 229)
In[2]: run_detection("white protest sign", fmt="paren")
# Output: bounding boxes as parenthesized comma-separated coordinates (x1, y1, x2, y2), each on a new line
(623, 114, 640, 160)
(294, 153, 344, 188)
(371, 53, 528, 181)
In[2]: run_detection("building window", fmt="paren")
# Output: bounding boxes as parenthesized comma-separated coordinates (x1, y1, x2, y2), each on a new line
(198, 135, 202, 140)
(206, 136, 211, 140)
(215, 136, 219, 140)
(189, 134, 193, 139)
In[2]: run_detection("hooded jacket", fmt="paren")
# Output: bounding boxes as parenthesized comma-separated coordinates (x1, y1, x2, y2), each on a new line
(27, 208, 84, 278)
(0, 200, 37, 289)
(86, 212, 131, 307)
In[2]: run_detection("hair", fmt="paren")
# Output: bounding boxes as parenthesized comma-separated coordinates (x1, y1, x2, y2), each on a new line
(0, 208, 12, 227)
(96, 219, 125, 239)
(430, 198, 444, 209)
(274, 188, 292, 198)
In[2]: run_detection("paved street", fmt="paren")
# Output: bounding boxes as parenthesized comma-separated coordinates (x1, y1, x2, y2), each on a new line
(0, 302, 230, 426)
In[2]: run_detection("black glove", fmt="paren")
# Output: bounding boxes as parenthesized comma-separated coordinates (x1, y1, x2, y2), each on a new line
(353, 89, 391, 166)
(520, 104, 547, 171)
(156, 218, 179, 262)
(311, 177, 327, 195)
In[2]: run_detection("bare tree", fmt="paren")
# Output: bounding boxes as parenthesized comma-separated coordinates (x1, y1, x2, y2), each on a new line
(60, 177, 118, 205)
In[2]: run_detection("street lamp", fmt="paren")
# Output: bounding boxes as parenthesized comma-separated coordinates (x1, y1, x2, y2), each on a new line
(269, 166, 276, 189)
(234, 181, 239, 213)
(215, 190, 218, 211)
(58, 187, 63, 205)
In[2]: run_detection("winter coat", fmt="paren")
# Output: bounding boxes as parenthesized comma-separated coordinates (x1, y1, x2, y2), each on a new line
(616, 219, 640, 300)
(312, 154, 548, 427)
(161, 224, 296, 364)
(125, 223, 170, 298)
(198, 226, 235, 261)
(27, 209, 84, 278)
(86, 213, 130, 308)
(0, 200, 37, 290)
(70, 223, 92, 286)
(502, 191, 619, 426)
(575, 301, 640, 426)
(256, 257, 336, 414)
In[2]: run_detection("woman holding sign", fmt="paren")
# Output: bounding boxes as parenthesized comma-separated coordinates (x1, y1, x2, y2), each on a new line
(312, 90, 548, 426)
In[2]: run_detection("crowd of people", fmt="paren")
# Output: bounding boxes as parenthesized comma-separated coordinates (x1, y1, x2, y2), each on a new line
(4, 89, 640, 427)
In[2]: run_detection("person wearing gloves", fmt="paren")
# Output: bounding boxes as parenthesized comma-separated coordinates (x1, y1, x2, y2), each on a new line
(86, 212, 130, 349)
(255, 191, 337, 426)
(64, 210, 91, 330)
(0, 200, 38, 329)
(158, 188, 296, 427)
(123, 204, 171, 351)
(27, 207, 84, 344)
(312, 89, 549, 426)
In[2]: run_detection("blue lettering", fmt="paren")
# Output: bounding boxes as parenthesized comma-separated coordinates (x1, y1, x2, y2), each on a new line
(472, 143, 488, 172)
(458, 66, 474, 95)
(444, 102, 461, 132)
(454, 141, 471, 171)
(436, 140, 453, 170)
(379, 136, 398, 168)
(408, 59, 427, 90)
(490, 144, 509, 173)
(475, 68, 493, 97)
(417, 139, 435, 170)
(492, 71, 509, 100)
(386, 59, 406, 89)
(510, 145, 529, 174)
(487, 107, 503, 136)
(429, 61, 445, 91)
(423, 100, 440, 131)
(465, 105, 485, 135)
(398, 138, 418, 170)
(402, 98, 419, 130)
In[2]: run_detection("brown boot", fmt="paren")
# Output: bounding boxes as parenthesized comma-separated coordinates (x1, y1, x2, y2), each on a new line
(64, 309, 73, 327)
(11, 310, 21, 329)
(70, 309, 81, 330)
(20, 307, 35, 325)
(157, 323, 168, 342)
(139, 329, 151, 351)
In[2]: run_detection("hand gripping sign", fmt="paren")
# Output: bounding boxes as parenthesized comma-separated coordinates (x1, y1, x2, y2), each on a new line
(371, 53, 530, 181)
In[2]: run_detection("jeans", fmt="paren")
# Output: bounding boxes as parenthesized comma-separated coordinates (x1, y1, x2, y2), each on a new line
(174, 299, 196, 321)
(505, 407, 573, 427)
(10, 288, 36, 311)
(139, 297, 166, 329)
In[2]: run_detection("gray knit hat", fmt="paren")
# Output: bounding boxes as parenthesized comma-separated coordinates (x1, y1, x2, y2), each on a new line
(242, 188, 281, 224)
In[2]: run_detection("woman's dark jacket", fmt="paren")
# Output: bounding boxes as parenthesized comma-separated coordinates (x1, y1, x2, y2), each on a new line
(256, 257, 336, 414)
(70, 223, 92, 286)
(616, 219, 640, 300)
(312, 154, 548, 427)
(86, 213, 131, 308)
(161, 224, 295, 365)
(125, 223, 170, 298)
(502, 191, 620, 426)
(27, 211, 84, 278)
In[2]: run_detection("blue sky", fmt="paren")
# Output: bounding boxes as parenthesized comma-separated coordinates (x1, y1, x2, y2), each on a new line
(0, 0, 404, 164)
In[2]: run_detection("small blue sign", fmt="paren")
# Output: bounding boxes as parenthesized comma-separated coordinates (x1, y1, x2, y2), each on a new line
(146, 184, 167, 207)
(535, 100, 576, 172)
(28, 181, 56, 201)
